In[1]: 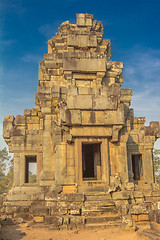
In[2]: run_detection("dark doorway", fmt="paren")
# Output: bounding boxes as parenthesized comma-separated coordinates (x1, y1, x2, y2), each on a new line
(132, 154, 142, 181)
(82, 143, 101, 180)
(25, 156, 37, 183)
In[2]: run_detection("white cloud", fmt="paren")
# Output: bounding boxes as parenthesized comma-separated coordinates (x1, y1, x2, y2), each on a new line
(38, 23, 58, 39)
(131, 87, 160, 122)
(123, 46, 160, 125)
(124, 46, 160, 84)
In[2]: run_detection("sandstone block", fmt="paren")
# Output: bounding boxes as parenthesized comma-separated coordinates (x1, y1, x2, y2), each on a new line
(132, 214, 138, 221)
(3, 119, 14, 139)
(67, 95, 92, 109)
(93, 95, 117, 110)
(63, 58, 105, 72)
(78, 87, 93, 95)
(137, 214, 149, 221)
(71, 110, 82, 124)
(58, 193, 84, 202)
(4, 115, 14, 121)
(15, 115, 26, 125)
(31, 206, 49, 216)
(122, 215, 135, 229)
(131, 203, 151, 215)
(70, 209, 81, 215)
(112, 191, 130, 200)
(134, 191, 144, 198)
(68, 34, 97, 48)
(123, 182, 135, 191)
(62, 185, 77, 194)
(68, 85, 78, 95)
(33, 216, 44, 223)
(45, 216, 62, 225)
(76, 13, 93, 26)
(63, 216, 70, 225)
(70, 216, 85, 225)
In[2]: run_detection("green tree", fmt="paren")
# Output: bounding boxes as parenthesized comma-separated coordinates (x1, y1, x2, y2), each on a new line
(29, 171, 37, 183)
(153, 149, 160, 183)
(0, 147, 13, 194)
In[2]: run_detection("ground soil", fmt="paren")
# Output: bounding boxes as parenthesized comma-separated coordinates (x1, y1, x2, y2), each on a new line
(1, 223, 150, 240)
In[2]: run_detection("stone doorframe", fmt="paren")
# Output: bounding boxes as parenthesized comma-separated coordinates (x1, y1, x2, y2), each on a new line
(75, 137, 110, 186)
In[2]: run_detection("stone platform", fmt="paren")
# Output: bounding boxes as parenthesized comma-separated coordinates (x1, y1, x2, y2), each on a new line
(1, 187, 160, 230)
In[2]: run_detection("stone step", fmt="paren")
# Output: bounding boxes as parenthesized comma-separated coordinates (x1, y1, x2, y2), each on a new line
(82, 211, 118, 217)
(84, 200, 115, 207)
(85, 214, 121, 224)
(138, 229, 160, 240)
(85, 195, 112, 201)
(82, 204, 118, 216)
(85, 191, 110, 196)
(84, 222, 122, 230)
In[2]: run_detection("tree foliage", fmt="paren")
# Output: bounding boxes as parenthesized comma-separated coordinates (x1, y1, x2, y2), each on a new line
(153, 149, 160, 183)
(0, 147, 13, 194)
(29, 171, 37, 183)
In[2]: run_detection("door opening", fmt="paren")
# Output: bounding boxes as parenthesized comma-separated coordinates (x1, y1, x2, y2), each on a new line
(132, 154, 142, 181)
(82, 143, 101, 180)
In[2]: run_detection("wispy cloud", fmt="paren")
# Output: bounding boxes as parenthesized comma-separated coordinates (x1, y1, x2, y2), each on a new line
(123, 46, 160, 148)
(122, 46, 160, 122)
(0, 39, 16, 49)
(21, 54, 42, 63)
(38, 23, 58, 39)
(131, 84, 160, 122)
(124, 46, 160, 86)
(0, 0, 25, 15)
(38, 19, 67, 39)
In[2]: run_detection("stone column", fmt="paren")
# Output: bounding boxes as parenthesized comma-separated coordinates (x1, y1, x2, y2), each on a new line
(40, 115, 55, 183)
(118, 142, 129, 182)
(142, 148, 154, 184)
(101, 139, 110, 184)
(19, 154, 25, 186)
(13, 154, 20, 187)
(55, 142, 67, 185)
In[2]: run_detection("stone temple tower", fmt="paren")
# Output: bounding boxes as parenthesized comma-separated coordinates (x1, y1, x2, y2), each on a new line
(3, 13, 160, 197)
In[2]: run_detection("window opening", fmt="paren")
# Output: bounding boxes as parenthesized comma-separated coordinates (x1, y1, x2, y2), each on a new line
(82, 143, 101, 180)
(25, 156, 37, 183)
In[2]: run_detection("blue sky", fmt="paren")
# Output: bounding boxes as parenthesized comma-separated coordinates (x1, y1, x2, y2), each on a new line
(0, 0, 160, 149)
